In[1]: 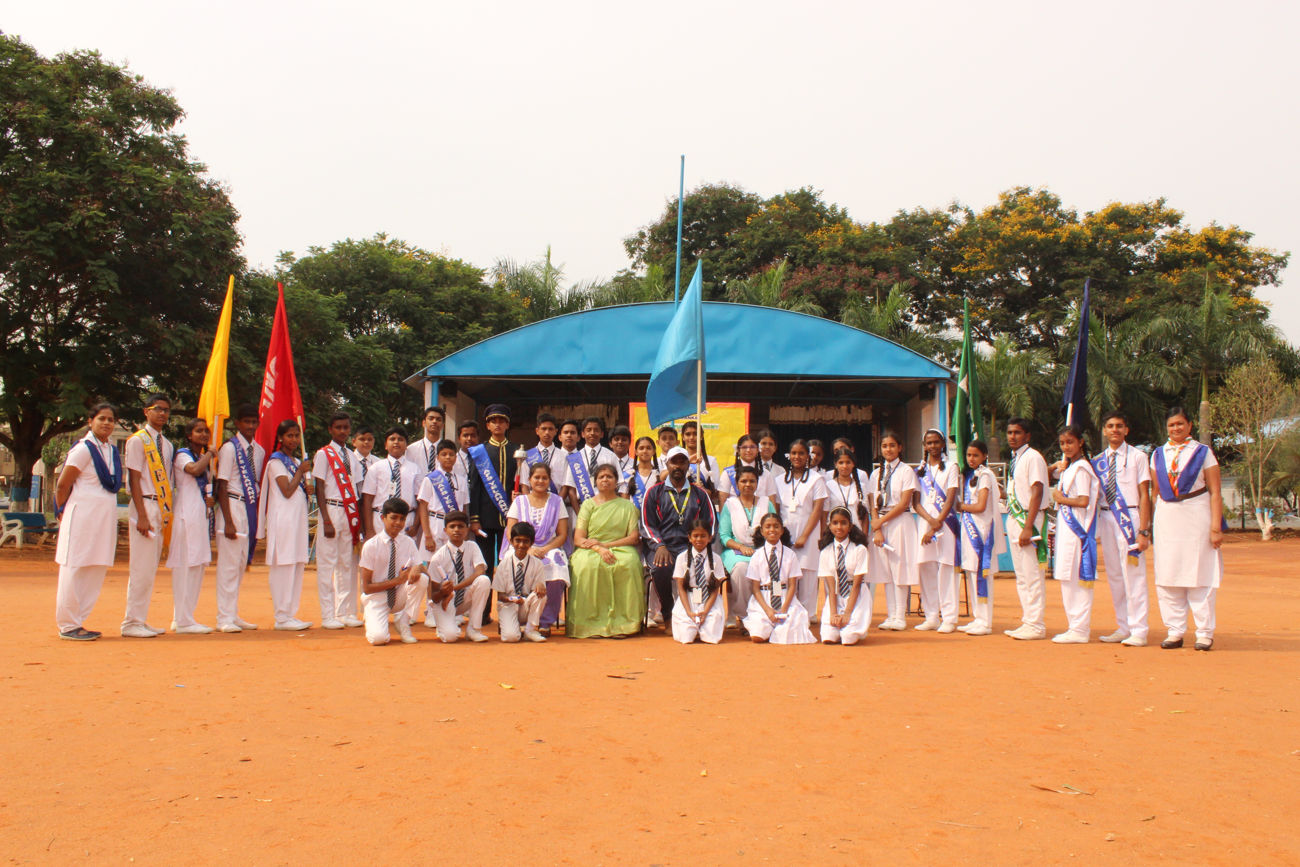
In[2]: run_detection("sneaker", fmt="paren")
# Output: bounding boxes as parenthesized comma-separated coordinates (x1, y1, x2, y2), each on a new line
(524, 629, 548, 643)
(397, 622, 418, 645)
(965, 624, 993, 636)
(217, 623, 243, 633)
(1120, 635, 1147, 647)
(1008, 625, 1047, 641)
(1051, 631, 1089, 644)
(234, 618, 259, 630)
(175, 624, 215, 635)
(1099, 630, 1129, 643)
(121, 624, 158, 638)
(914, 618, 940, 631)
(274, 618, 312, 631)
(59, 627, 100, 641)
(936, 622, 957, 634)
(340, 616, 364, 628)
(466, 629, 489, 643)
(321, 618, 345, 630)
(957, 622, 975, 632)
(424, 614, 437, 629)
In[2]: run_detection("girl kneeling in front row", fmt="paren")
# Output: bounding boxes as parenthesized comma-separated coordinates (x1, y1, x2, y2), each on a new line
(672, 520, 728, 644)
(818, 506, 872, 645)
(743, 513, 815, 644)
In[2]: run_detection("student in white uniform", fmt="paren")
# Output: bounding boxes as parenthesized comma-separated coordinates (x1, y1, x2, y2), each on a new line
(1093, 411, 1153, 647)
(453, 420, 478, 490)
(122, 392, 175, 638)
(609, 425, 635, 496)
(818, 507, 872, 645)
(743, 512, 815, 644)
(557, 419, 583, 551)
(360, 427, 421, 540)
(868, 431, 920, 631)
(416, 439, 465, 554)
(808, 440, 828, 482)
(823, 448, 869, 534)
(503, 462, 570, 632)
(719, 465, 775, 630)
(717, 434, 777, 503)
(954, 440, 1004, 635)
(757, 430, 784, 477)
(213, 404, 264, 633)
(1050, 424, 1102, 643)
(358, 498, 427, 646)
(311, 412, 363, 629)
(1149, 406, 1224, 651)
(53, 403, 123, 641)
(167, 418, 216, 634)
(680, 420, 720, 494)
(424, 510, 491, 643)
(526, 413, 566, 494)
(563, 416, 617, 512)
(655, 425, 679, 473)
(404, 405, 448, 478)
(672, 520, 728, 644)
(913, 429, 960, 632)
(1003, 417, 1050, 640)
(493, 522, 549, 642)
(351, 427, 378, 486)
(772, 439, 828, 620)
(259, 419, 314, 630)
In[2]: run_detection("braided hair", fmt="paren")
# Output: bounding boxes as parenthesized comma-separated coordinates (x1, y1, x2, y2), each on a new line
(831, 448, 868, 521)
(683, 518, 721, 592)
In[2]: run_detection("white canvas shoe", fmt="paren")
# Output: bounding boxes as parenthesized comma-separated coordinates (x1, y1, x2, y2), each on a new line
(936, 622, 957, 634)
(524, 629, 548, 642)
(121, 624, 157, 638)
(965, 624, 993, 636)
(217, 623, 242, 633)
(234, 618, 258, 630)
(1120, 635, 1147, 647)
(274, 618, 312, 631)
(1099, 630, 1128, 643)
(340, 616, 364, 628)
(321, 618, 345, 630)
(175, 623, 214, 635)
(1051, 631, 1089, 644)
(914, 618, 940, 631)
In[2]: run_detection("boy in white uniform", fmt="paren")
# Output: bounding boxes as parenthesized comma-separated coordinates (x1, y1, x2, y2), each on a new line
(214, 405, 264, 632)
(404, 406, 447, 477)
(1094, 411, 1152, 647)
(122, 393, 175, 638)
(360, 427, 421, 540)
(454, 420, 479, 490)
(1003, 418, 1049, 640)
(351, 427, 378, 488)
(424, 510, 491, 642)
(563, 416, 617, 512)
(312, 412, 364, 629)
(492, 523, 549, 642)
(358, 498, 428, 645)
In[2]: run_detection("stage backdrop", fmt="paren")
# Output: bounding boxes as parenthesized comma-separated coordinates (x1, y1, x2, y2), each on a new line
(629, 402, 750, 463)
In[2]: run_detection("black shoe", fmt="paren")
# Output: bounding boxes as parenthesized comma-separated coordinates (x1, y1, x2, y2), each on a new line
(1194, 639, 1214, 651)
(1160, 636, 1184, 649)
(59, 627, 100, 641)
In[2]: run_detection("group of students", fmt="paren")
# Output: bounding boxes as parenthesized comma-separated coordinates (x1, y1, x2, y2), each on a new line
(52, 395, 1225, 652)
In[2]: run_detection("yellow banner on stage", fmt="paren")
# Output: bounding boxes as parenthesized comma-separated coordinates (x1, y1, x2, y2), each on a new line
(629, 402, 750, 463)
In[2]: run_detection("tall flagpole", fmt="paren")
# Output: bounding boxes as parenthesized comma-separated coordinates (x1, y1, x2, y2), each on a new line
(674, 155, 685, 304)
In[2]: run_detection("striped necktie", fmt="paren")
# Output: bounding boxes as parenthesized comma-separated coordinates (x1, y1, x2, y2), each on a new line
(588, 448, 598, 475)
(1105, 450, 1118, 506)
(693, 552, 708, 590)
(359, 456, 369, 483)
(390, 459, 401, 500)
(513, 559, 526, 596)
(426, 444, 436, 472)
(767, 548, 782, 608)
(836, 544, 852, 600)
(452, 549, 466, 607)
(385, 537, 397, 609)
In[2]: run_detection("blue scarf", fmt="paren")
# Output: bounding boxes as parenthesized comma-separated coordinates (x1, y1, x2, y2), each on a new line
(271, 451, 308, 500)
(84, 438, 123, 494)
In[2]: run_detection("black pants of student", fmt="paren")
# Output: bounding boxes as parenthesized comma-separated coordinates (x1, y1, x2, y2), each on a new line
(650, 561, 680, 623)
(475, 526, 506, 625)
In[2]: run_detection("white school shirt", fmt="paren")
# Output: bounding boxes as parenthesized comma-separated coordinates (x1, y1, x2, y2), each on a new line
(772, 470, 829, 570)
(491, 551, 548, 596)
(614, 453, 635, 495)
(428, 539, 487, 584)
(1007, 444, 1049, 530)
(358, 530, 420, 594)
(216, 433, 264, 498)
(454, 449, 473, 489)
(55, 434, 121, 568)
(716, 461, 778, 500)
(405, 437, 443, 476)
(262, 457, 309, 565)
(867, 460, 920, 514)
(1150, 439, 1218, 495)
(564, 444, 617, 492)
(1054, 459, 1099, 582)
(124, 424, 175, 498)
(914, 461, 960, 520)
(361, 455, 422, 526)
(817, 540, 869, 605)
(354, 452, 379, 488)
(822, 472, 869, 519)
(959, 466, 1003, 573)
(673, 546, 725, 608)
(1097, 441, 1147, 509)
(312, 441, 361, 502)
(416, 469, 468, 512)
(753, 541, 802, 604)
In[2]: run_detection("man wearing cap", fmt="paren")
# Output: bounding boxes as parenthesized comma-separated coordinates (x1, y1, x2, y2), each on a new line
(641, 446, 716, 626)
(467, 404, 522, 620)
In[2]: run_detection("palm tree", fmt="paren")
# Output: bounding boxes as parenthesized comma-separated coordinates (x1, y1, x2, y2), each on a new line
(725, 262, 826, 317)
(838, 282, 948, 357)
(589, 263, 674, 308)
(1078, 315, 1182, 441)
(492, 247, 597, 323)
(977, 335, 1053, 451)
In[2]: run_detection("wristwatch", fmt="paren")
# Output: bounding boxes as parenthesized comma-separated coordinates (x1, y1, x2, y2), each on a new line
(1138, 529, 1152, 538)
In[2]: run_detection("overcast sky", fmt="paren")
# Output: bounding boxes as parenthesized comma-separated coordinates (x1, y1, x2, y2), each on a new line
(9, 1, 1298, 342)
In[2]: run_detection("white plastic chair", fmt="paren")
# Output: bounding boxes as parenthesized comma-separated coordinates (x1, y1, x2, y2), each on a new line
(0, 517, 23, 549)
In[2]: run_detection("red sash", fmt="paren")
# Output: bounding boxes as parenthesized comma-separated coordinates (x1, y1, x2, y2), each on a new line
(323, 444, 361, 544)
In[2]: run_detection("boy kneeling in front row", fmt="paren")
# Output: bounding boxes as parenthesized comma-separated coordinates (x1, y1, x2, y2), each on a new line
(359, 498, 428, 646)
(426, 510, 491, 642)
(493, 522, 549, 642)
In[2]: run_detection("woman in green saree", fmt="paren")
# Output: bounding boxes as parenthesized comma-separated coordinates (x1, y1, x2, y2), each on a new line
(567, 463, 645, 637)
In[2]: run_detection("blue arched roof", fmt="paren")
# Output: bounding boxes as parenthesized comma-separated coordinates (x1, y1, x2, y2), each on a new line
(408, 302, 951, 382)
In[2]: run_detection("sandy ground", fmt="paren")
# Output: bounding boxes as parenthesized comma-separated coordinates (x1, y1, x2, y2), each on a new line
(1, 536, 1298, 865)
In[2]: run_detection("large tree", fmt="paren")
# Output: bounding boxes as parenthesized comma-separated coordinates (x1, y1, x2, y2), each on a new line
(0, 35, 242, 501)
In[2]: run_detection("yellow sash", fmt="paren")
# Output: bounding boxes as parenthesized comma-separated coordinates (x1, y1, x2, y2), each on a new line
(136, 429, 173, 547)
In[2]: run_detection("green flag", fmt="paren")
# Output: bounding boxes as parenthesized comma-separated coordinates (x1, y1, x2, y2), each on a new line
(952, 298, 985, 472)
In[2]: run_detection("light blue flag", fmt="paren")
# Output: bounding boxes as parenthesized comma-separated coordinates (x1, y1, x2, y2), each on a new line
(646, 263, 706, 427)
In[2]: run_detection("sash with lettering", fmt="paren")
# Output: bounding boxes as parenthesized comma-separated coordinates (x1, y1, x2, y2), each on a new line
(1153, 441, 1229, 531)
(1006, 458, 1049, 565)
(232, 436, 260, 564)
(564, 449, 596, 503)
(425, 468, 458, 516)
(1091, 450, 1138, 556)
(469, 443, 511, 516)
(960, 472, 993, 599)
(135, 429, 174, 547)
(525, 446, 559, 493)
(1056, 464, 1098, 582)
(322, 443, 361, 544)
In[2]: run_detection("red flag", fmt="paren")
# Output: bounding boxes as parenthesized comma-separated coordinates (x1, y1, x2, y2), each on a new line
(256, 282, 305, 464)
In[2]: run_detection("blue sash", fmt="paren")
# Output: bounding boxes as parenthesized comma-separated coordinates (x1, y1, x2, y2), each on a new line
(84, 438, 123, 494)
(629, 470, 652, 511)
(177, 448, 210, 500)
(918, 464, 960, 536)
(960, 472, 992, 598)
(565, 449, 596, 503)
(1057, 501, 1098, 583)
(425, 468, 458, 515)
(724, 465, 737, 492)
(1153, 442, 1228, 531)
(232, 437, 260, 564)
(526, 445, 559, 493)
(271, 451, 308, 500)
(469, 443, 511, 516)
(1091, 451, 1137, 551)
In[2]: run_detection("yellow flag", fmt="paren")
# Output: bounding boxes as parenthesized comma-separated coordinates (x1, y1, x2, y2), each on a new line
(197, 276, 234, 446)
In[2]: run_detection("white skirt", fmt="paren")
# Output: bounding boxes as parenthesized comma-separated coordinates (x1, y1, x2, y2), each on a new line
(1152, 495, 1222, 588)
(742, 597, 815, 644)
(869, 514, 920, 586)
(166, 510, 212, 569)
(55, 494, 118, 568)
(914, 514, 957, 566)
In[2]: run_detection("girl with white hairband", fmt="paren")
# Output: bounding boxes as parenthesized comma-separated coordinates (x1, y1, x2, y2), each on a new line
(913, 428, 961, 632)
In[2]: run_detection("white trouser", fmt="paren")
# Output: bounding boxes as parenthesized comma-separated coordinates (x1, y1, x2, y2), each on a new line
(876, 578, 897, 622)
(268, 563, 305, 625)
(1098, 508, 1149, 639)
(1059, 579, 1094, 636)
(314, 505, 357, 621)
(215, 501, 253, 627)
(672, 595, 726, 644)
(892, 583, 911, 622)
(56, 565, 108, 633)
(498, 592, 544, 642)
(362, 574, 429, 645)
(919, 562, 960, 623)
(728, 561, 752, 622)
(796, 567, 818, 622)
(429, 575, 490, 642)
(1007, 520, 1046, 632)
(1156, 586, 1216, 641)
(965, 571, 994, 628)
(123, 499, 163, 628)
(171, 564, 206, 628)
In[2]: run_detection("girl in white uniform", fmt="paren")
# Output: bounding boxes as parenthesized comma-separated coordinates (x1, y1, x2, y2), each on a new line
(1149, 406, 1224, 651)
(771, 440, 828, 621)
(259, 420, 314, 630)
(503, 462, 570, 630)
(53, 403, 123, 640)
(818, 507, 872, 645)
(1050, 425, 1101, 643)
(954, 440, 1005, 635)
(680, 420, 721, 495)
(808, 440, 828, 482)
(717, 434, 777, 503)
(868, 432, 920, 631)
(757, 430, 783, 478)
(913, 429, 960, 632)
(167, 418, 216, 633)
(823, 448, 869, 534)
(743, 513, 815, 644)
(672, 520, 728, 644)
(720, 465, 775, 628)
